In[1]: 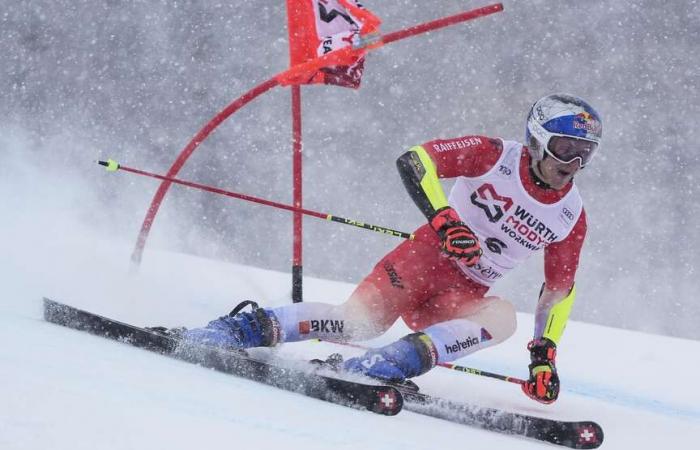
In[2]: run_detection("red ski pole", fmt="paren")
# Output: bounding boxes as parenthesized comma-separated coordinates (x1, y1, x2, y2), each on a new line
(99, 159, 414, 241)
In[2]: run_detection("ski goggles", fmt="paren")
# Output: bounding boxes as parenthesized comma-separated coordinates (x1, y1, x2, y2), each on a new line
(545, 135, 598, 167)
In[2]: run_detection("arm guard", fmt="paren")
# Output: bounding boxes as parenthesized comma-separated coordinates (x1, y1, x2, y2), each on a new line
(396, 146, 449, 221)
(534, 283, 576, 345)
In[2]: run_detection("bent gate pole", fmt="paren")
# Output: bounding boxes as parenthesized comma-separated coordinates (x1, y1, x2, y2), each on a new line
(130, 3, 504, 267)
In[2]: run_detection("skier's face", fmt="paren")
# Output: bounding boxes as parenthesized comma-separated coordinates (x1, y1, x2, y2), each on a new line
(537, 155, 581, 190)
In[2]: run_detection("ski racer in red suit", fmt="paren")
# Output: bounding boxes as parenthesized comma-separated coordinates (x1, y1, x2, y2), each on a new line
(178, 93, 603, 404)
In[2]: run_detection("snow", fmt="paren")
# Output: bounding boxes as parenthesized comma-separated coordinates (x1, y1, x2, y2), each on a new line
(1, 3, 699, 445)
(1, 237, 699, 449)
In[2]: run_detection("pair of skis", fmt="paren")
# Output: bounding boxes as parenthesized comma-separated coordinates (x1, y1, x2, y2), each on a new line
(43, 298, 603, 449)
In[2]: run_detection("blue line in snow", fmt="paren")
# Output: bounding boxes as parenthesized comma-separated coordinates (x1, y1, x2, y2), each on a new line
(471, 361, 700, 421)
(564, 380, 700, 421)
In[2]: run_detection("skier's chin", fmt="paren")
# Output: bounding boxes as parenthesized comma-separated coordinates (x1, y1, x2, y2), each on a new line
(541, 162, 578, 189)
(546, 171, 574, 190)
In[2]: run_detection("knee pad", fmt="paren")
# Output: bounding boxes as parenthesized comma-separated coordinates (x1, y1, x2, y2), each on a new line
(422, 297, 516, 363)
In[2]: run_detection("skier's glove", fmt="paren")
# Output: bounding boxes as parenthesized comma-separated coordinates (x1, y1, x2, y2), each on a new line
(522, 337, 560, 404)
(429, 207, 482, 266)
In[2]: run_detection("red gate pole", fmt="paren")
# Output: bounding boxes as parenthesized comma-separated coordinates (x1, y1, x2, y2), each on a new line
(130, 3, 504, 269)
(291, 84, 303, 303)
(130, 77, 279, 266)
(286, 0, 312, 303)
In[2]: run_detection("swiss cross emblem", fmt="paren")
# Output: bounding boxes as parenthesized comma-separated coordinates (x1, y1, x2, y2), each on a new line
(378, 391, 397, 410)
(577, 425, 599, 445)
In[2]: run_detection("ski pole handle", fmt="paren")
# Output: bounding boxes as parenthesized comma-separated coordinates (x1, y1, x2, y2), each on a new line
(327, 216, 413, 240)
(438, 362, 525, 385)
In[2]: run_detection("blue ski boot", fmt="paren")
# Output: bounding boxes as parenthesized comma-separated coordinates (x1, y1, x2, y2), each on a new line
(343, 332, 438, 382)
(182, 300, 281, 349)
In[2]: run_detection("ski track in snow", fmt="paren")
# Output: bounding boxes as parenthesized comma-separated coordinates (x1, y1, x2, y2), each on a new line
(2, 238, 699, 450)
(566, 382, 700, 421)
(463, 357, 700, 421)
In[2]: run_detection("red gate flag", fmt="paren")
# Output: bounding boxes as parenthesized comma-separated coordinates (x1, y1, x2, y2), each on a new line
(282, 0, 381, 88)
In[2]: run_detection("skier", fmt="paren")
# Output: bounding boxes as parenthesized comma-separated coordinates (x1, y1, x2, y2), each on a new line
(178, 93, 602, 404)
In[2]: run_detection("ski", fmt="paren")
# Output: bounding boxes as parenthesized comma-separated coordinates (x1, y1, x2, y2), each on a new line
(43, 298, 603, 446)
(42, 298, 402, 416)
(399, 390, 603, 449)
(302, 353, 602, 448)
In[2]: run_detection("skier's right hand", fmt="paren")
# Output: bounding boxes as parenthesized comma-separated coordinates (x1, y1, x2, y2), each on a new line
(430, 207, 482, 266)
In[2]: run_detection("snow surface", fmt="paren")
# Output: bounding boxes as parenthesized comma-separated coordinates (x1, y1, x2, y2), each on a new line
(2, 237, 699, 450)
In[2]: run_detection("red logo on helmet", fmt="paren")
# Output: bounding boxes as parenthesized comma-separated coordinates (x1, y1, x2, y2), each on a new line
(573, 112, 600, 133)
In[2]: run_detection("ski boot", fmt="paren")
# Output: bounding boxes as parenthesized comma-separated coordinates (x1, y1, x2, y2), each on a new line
(181, 300, 281, 350)
(310, 352, 421, 392)
(342, 333, 438, 389)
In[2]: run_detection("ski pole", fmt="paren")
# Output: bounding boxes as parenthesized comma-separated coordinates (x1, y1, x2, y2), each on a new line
(437, 361, 525, 385)
(317, 339, 525, 385)
(98, 159, 414, 241)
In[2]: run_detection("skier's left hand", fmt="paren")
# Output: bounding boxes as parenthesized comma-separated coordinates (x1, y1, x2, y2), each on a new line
(522, 337, 560, 404)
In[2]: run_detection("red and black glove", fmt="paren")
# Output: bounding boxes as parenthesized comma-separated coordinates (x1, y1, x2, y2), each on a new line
(429, 207, 482, 266)
(522, 337, 560, 404)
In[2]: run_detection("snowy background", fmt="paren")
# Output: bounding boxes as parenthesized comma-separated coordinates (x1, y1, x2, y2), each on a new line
(1, 2, 700, 448)
(1, 2, 699, 336)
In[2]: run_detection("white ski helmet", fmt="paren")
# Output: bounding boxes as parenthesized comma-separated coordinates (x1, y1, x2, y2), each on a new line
(525, 94, 603, 167)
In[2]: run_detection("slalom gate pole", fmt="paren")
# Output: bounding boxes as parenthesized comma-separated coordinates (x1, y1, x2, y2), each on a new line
(381, 3, 504, 45)
(99, 160, 415, 241)
(318, 339, 525, 386)
(132, 3, 505, 266)
(291, 85, 303, 303)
